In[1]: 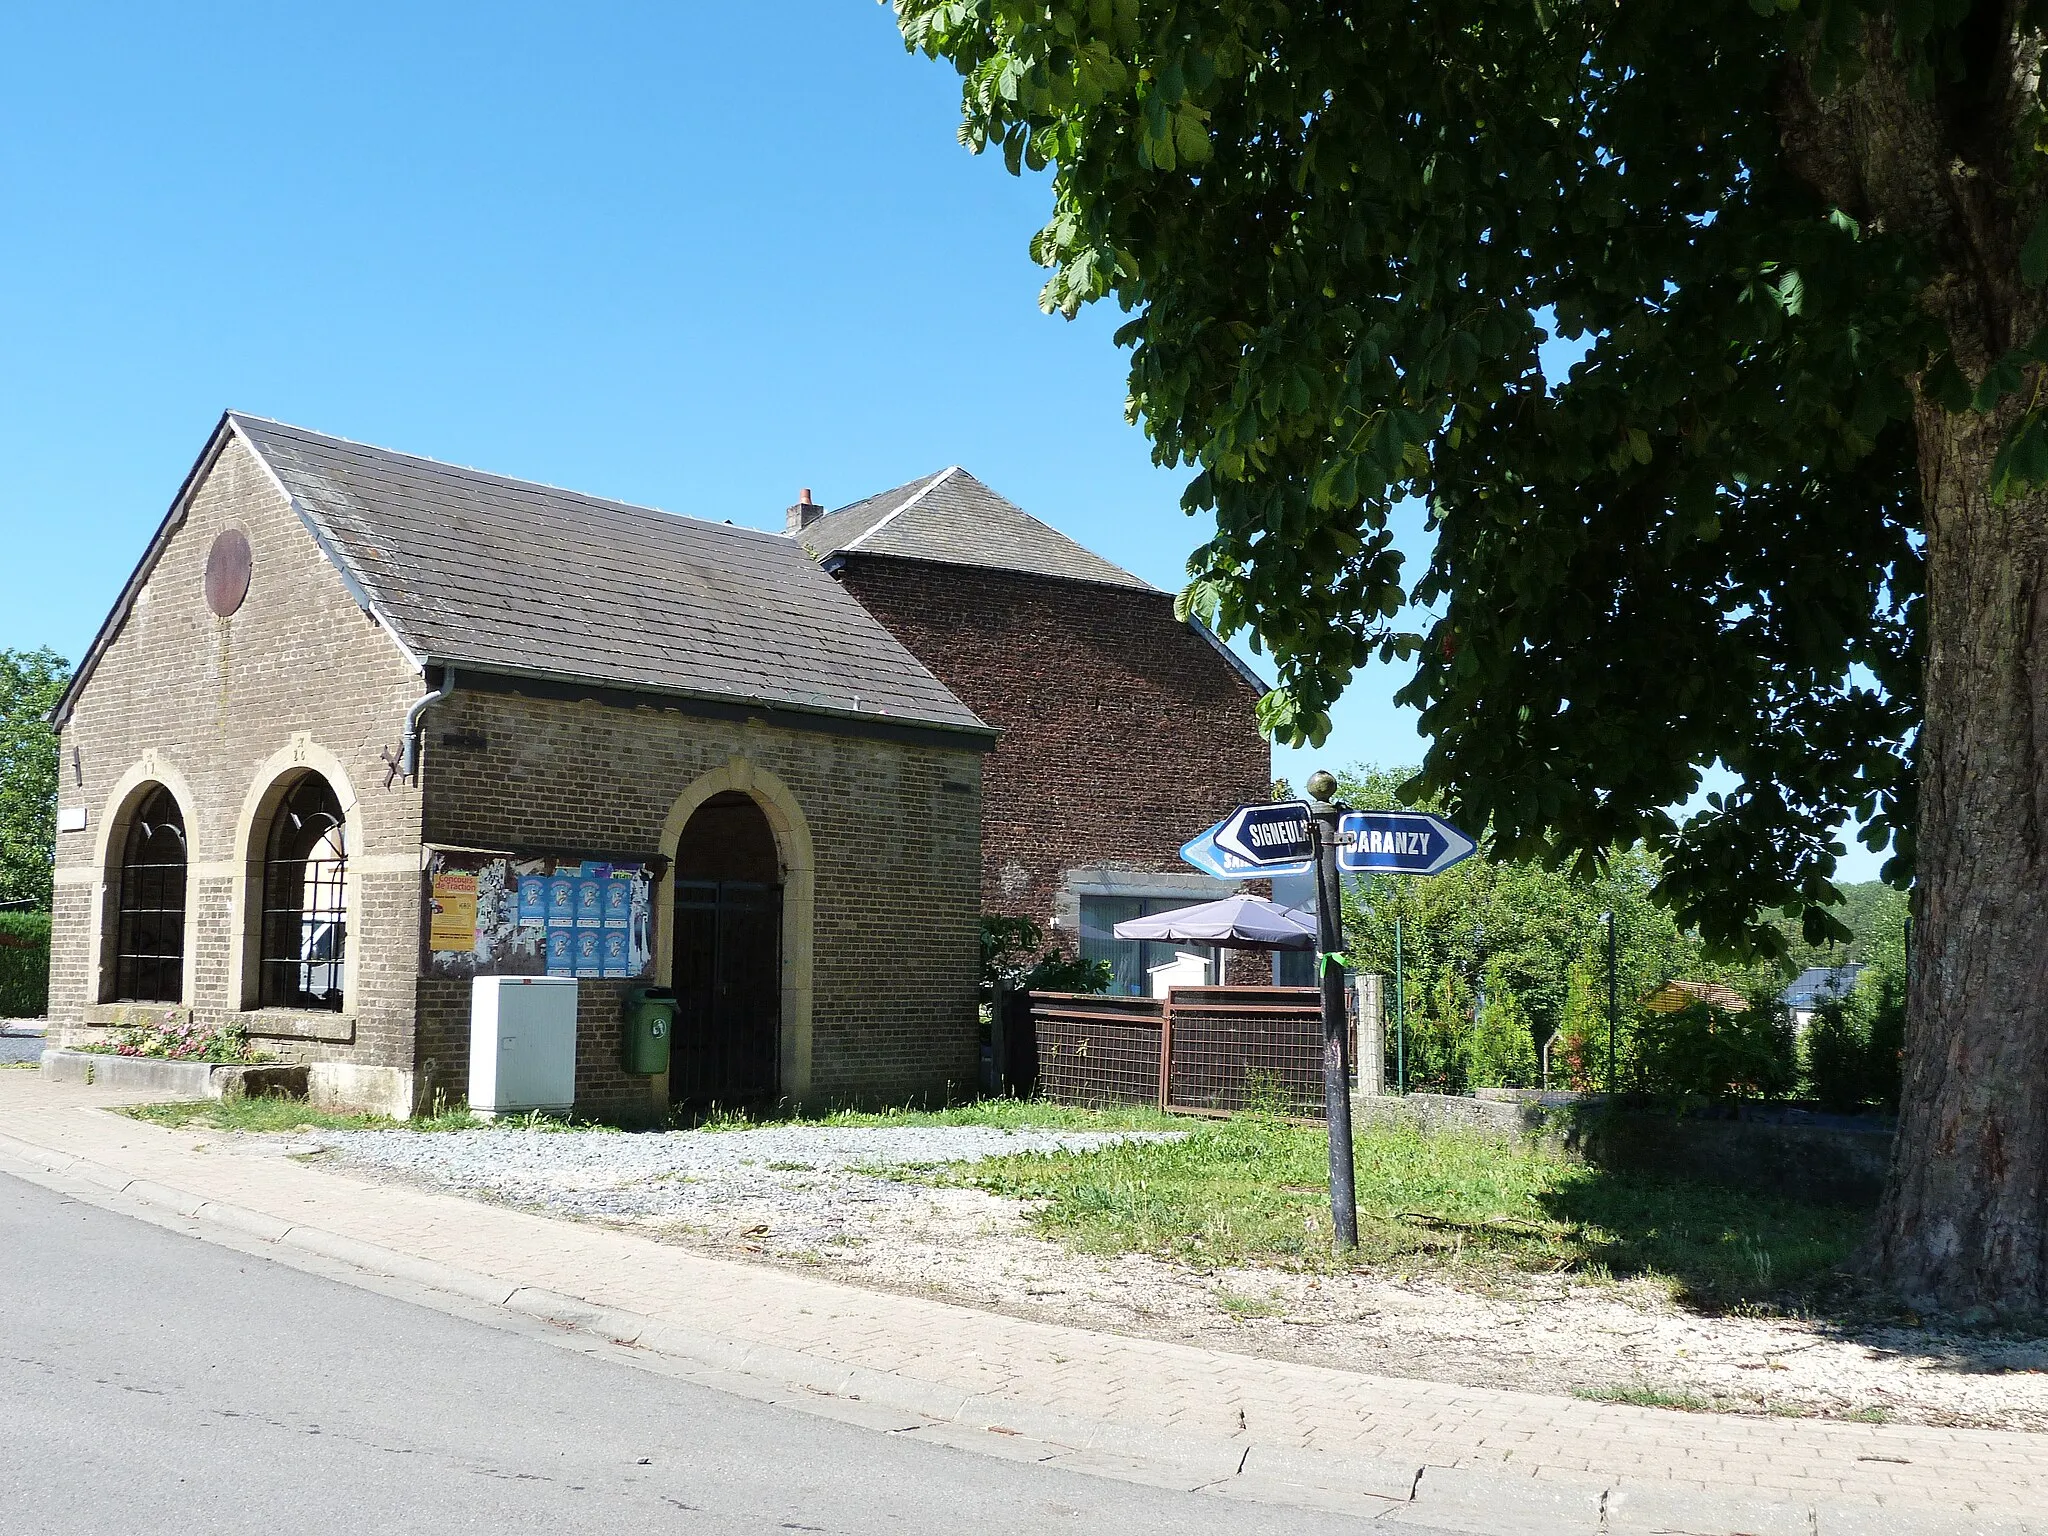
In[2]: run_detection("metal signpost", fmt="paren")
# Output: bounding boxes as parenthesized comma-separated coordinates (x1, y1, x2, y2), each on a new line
(1181, 792, 1479, 1255)
(1305, 775, 1360, 1252)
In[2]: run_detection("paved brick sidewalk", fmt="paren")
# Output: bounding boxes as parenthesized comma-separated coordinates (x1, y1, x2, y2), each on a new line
(1, 1073, 2040, 1534)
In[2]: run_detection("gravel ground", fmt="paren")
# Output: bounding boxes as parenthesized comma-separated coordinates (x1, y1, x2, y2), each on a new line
(283, 1122, 2048, 1432)
(313, 1125, 1179, 1253)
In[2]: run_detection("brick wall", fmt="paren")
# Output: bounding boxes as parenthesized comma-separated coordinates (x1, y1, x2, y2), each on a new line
(419, 686, 984, 1115)
(49, 431, 426, 1082)
(830, 556, 1272, 946)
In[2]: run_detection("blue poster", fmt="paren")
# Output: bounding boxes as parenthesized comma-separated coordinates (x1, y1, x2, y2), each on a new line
(573, 928, 604, 976)
(575, 876, 604, 928)
(517, 875, 547, 926)
(603, 877, 632, 928)
(545, 928, 575, 976)
(547, 876, 576, 925)
(600, 927, 632, 976)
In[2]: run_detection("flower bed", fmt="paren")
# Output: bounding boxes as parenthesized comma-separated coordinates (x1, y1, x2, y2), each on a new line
(73, 1019, 271, 1065)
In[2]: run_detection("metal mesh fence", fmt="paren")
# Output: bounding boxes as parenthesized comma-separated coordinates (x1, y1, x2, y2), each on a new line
(1163, 986, 1325, 1117)
(1030, 993, 1164, 1107)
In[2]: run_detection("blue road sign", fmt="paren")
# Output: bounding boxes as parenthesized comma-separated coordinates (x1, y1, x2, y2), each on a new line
(1212, 800, 1316, 868)
(1336, 811, 1477, 876)
(1180, 820, 1314, 880)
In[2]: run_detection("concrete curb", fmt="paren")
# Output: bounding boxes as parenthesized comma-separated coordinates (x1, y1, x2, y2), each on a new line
(39, 1048, 308, 1102)
(0, 1124, 2035, 1535)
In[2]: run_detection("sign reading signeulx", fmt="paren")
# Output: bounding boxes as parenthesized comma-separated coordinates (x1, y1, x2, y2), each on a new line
(1209, 800, 1316, 868)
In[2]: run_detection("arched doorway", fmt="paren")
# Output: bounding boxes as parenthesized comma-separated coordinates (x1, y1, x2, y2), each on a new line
(669, 791, 782, 1105)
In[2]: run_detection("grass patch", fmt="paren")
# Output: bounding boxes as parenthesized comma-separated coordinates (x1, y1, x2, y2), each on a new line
(1571, 1384, 1721, 1412)
(119, 1096, 485, 1134)
(118, 1092, 1181, 1140)
(693, 1097, 1184, 1134)
(1216, 1289, 1287, 1319)
(941, 1113, 1868, 1309)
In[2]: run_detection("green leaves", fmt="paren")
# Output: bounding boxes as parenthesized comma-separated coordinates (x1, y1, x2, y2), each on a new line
(1990, 411, 2048, 503)
(0, 647, 70, 911)
(894, 0, 1945, 954)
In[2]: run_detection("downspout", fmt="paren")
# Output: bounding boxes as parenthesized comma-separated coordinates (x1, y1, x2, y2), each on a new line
(399, 666, 455, 783)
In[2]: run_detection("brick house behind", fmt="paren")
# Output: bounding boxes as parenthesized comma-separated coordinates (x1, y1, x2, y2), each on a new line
(789, 469, 1273, 992)
(47, 415, 991, 1117)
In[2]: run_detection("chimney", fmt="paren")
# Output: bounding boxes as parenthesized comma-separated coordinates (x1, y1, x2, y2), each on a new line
(785, 486, 824, 534)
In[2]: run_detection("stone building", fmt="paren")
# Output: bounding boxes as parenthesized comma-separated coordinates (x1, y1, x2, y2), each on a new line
(46, 414, 991, 1118)
(789, 469, 1272, 994)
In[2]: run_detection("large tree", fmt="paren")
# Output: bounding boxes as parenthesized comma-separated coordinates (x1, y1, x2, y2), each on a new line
(893, 1, 2047, 1310)
(0, 648, 69, 911)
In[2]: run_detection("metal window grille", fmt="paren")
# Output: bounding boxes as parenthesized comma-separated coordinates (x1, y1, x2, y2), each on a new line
(260, 775, 347, 1011)
(113, 786, 187, 1003)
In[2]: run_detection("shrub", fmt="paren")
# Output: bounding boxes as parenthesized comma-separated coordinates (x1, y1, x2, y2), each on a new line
(1802, 996, 1870, 1111)
(1399, 970, 1473, 1094)
(1862, 973, 1904, 1111)
(1467, 977, 1540, 1089)
(1845, 958, 1907, 1113)
(1637, 999, 1797, 1102)
(1800, 976, 1906, 1113)
(980, 914, 1111, 1000)
(0, 909, 50, 1017)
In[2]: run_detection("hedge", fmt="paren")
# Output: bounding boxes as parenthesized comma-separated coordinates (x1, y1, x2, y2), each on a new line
(0, 910, 51, 1018)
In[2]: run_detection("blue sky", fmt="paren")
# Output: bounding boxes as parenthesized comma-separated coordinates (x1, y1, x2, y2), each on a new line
(0, 1, 1880, 880)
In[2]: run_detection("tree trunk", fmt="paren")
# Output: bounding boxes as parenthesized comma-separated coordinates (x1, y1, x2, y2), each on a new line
(1778, 20, 2048, 1314)
(1873, 396, 2048, 1316)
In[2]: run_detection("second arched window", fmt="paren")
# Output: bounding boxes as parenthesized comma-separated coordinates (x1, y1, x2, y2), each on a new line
(260, 774, 348, 1011)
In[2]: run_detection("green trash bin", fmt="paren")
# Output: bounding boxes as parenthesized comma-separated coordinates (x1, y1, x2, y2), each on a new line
(622, 985, 676, 1076)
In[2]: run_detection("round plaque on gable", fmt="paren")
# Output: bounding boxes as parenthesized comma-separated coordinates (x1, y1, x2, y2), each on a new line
(204, 529, 252, 617)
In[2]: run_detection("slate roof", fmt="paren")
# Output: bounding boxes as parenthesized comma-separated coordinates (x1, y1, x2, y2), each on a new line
(796, 467, 1153, 591)
(56, 414, 991, 738)
(1783, 965, 1864, 1011)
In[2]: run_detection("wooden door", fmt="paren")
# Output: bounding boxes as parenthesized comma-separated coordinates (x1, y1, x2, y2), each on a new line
(670, 880, 781, 1105)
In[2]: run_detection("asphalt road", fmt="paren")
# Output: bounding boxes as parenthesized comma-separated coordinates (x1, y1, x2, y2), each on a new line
(0, 1171, 1430, 1535)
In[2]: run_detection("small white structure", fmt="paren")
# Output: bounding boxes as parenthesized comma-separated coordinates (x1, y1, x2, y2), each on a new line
(1147, 949, 1213, 998)
(468, 975, 579, 1118)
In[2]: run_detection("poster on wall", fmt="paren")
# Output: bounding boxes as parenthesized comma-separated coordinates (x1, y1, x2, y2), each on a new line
(422, 849, 656, 981)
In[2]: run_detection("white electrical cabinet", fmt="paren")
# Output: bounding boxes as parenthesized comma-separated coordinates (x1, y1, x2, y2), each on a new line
(468, 976, 579, 1118)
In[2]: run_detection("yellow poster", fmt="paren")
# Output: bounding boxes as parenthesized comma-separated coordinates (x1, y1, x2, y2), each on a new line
(429, 872, 480, 952)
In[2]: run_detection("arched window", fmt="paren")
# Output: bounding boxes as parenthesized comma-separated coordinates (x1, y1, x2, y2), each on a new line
(112, 786, 187, 1003)
(260, 775, 348, 1011)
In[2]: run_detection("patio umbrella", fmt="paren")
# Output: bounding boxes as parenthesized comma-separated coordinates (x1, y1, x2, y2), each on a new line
(1112, 894, 1318, 951)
